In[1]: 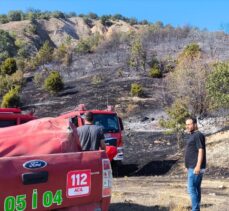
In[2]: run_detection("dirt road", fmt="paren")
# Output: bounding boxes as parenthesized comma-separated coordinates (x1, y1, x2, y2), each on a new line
(109, 176, 229, 211)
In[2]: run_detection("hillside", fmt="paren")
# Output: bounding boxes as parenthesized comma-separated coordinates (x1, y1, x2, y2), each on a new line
(1, 17, 228, 115)
(1, 17, 229, 62)
(0, 17, 136, 51)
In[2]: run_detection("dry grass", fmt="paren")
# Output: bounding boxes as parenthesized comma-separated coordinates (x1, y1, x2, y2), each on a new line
(169, 201, 188, 211)
(111, 177, 229, 211)
(206, 130, 229, 169)
(206, 130, 229, 144)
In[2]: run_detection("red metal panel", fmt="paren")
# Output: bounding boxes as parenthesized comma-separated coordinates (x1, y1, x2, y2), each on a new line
(0, 108, 21, 113)
(0, 152, 110, 211)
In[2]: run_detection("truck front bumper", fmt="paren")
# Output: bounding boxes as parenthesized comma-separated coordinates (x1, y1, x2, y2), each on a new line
(113, 147, 124, 161)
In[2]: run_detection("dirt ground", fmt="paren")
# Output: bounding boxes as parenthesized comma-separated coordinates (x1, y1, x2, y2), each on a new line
(109, 176, 229, 211)
(109, 129, 229, 211)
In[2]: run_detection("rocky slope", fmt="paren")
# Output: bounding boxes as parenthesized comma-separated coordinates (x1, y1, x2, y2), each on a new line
(1, 17, 229, 61)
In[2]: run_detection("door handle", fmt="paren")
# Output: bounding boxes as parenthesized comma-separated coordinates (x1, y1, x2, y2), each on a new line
(22, 171, 48, 185)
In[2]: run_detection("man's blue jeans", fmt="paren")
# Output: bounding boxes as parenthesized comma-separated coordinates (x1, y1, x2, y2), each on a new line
(187, 168, 203, 211)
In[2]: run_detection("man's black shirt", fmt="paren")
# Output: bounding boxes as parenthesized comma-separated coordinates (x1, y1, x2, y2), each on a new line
(185, 130, 206, 169)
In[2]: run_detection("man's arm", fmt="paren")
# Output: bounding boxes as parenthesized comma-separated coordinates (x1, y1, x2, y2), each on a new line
(100, 139, 106, 150)
(194, 148, 204, 174)
(98, 127, 106, 150)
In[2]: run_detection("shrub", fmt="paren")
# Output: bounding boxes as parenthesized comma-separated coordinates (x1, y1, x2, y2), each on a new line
(0, 15, 9, 24)
(163, 61, 176, 73)
(75, 33, 102, 54)
(7, 10, 23, 21)
(78, 14, 85, 18)
(0, 76, 9, 95)
(149, 56, 160, 68)
(128, 17, 138, 26)
(25, 9, 39, 20)
(159, 100, 190, 130)
(33, 72, 44, 87)
(16, 39, 33, 59)
(39, 12, 51, 20)
(1, 58, 17, 75)
(131, 83, 143, 97)
(15, 38, 25, 48)
(91, 75, 102, 85)
(206, 62, 229, 108)
(87, 13, 98, 20)
(44, 71, 64, 93)
(100, 15, 108, 25)
(83, 17, 93, 27)
(112, 14, 125, 21)
(53, 44, 70, 64)
(159, 99, 190, 149)
(149, 66, 162, 78)
(0, 70, 24, 95)
(180, 43, 201, 61)
(154, 21, 164, 29)
(25, 9, 51, 20)
(51, 11, 65, 19)
(16, 58, 26, 72)
(67, 12, 77, 18)
(34, 41, 53, 67)
(129, 39, 146, 71)
(100, 15, 113, 27)
(139, 20, 149, 25)
(10, 70, 24, 87)
(0, 30, 16, 61)
(25, 24, 37, 35)
(75, 39, 91, 54)
(1, 87, 20, 108)
(167, 51, 210, 116)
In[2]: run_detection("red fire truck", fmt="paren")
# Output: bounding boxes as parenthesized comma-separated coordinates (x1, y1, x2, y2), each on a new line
(59, 104, 124, 163)
(0, 108, 36, 128)
(0, 116, 112, 211)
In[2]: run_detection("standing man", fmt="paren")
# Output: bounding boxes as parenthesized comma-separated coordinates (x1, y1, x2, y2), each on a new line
(185, 117, 206, 211)
(77, 111, 106, 151)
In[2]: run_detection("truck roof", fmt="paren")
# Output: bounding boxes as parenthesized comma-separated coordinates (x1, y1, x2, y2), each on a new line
(82, 110, 116, 115)
(0, 108, 22, 113)
(59, 109, 117, 119)
(0, 108, 36, 121)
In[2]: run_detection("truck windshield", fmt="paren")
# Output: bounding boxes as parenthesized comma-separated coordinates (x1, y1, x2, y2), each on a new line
(93, 114, 119, 133)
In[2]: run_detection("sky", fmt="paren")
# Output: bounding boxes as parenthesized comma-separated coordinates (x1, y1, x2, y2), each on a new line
(0, 0, 229, 31)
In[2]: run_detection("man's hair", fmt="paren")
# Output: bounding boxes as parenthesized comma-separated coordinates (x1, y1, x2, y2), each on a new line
(186, 116, 197, 124)
(84, 111, 93, 122)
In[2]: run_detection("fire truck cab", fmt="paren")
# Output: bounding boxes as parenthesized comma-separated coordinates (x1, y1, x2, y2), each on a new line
(59, 104, 124, 163)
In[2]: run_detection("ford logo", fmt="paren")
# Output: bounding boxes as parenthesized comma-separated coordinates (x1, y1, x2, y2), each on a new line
(23, 160, 47, 170)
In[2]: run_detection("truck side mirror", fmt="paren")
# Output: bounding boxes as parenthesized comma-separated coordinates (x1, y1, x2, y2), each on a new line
(118, 117, 124, 131)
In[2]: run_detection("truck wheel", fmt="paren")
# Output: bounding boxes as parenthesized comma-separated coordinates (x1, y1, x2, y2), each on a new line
(111, 160, 122, 167)
(111, 160, 122, 177)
